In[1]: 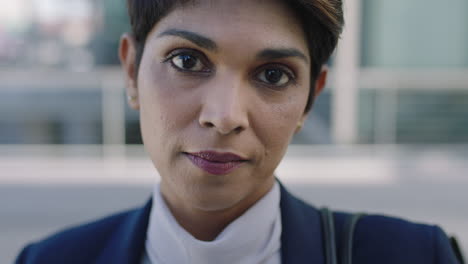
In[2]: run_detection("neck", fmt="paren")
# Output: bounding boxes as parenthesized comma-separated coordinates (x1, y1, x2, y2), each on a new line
(166, 203, 245, 241)
(160, 179, 274, 241)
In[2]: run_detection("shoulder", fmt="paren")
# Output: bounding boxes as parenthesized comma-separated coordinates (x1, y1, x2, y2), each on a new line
(333, 211, 460, 263)
(15, 208, 136, 264)
(279, 184, 459, 263)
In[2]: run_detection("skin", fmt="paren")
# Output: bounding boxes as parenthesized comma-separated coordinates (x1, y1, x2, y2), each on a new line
(120, 0, 328, 241)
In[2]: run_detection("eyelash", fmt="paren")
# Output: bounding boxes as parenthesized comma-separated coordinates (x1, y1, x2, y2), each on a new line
(163, 48, 212, 74)
(162, 48, 297, 88)
(253, 64, 297, 89)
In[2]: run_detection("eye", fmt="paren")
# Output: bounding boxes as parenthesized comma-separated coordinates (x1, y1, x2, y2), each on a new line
(257, 67, 292, 86)
(165, 50, 209, 72)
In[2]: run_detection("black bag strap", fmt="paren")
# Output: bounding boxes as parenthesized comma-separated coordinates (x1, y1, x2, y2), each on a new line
(451, 236, 466, 264)
(341, 212, 365, 264)
(320, 207, 365, 264)
(321, 207, 465, 264)
(320, 207, 338, 264)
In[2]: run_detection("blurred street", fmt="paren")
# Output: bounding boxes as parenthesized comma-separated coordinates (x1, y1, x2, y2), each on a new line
(2, 0, 468, 263)
(1, 145, 467, 263)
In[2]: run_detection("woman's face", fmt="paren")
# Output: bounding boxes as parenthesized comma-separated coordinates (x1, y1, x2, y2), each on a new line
(121, 0, 325, 213)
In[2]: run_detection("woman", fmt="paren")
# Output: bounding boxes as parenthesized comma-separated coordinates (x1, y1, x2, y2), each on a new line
(15, 0, 463, 263)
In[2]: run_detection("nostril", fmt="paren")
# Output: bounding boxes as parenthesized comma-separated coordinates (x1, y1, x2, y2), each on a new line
(202, 121, 215, 128)
(234, 126, 244, 134)
(199, 111, 248, 134)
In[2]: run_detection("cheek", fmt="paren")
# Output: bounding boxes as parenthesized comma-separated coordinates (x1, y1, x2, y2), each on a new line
(255, 91, 307, 154)
(137, 60, 198, 147)
(274, 90, 308, 129)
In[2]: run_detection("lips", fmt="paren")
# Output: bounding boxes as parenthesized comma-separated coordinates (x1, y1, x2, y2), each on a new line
(184, 151, 248, 175)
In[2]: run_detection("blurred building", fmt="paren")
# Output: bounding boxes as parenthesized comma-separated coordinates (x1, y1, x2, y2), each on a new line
(0, 0, 467, 145)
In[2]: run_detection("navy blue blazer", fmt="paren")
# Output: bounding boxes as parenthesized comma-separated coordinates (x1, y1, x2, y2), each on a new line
(15, 184, 460, 264)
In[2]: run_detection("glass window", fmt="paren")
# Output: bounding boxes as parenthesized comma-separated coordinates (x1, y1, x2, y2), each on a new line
(362, 0, 468, 67)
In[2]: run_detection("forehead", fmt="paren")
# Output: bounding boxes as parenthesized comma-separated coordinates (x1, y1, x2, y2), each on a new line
(149, 0, 308, 53)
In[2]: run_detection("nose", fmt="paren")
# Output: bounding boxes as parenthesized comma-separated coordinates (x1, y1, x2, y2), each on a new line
(198, 79, 249, 135)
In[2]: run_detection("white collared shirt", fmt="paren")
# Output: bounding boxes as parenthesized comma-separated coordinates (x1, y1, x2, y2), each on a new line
(142, 182, 282, 264)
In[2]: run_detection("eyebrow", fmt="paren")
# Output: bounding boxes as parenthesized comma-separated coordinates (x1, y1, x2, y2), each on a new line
(257, 48, 309, 64)
(157, 28, 308, 64)
(157, 29, 218, 51)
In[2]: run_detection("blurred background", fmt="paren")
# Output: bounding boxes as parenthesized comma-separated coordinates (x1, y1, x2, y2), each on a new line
(1, 0, 467, 262)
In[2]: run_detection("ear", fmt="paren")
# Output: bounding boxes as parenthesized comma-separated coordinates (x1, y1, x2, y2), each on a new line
(314, 65, 328, 99)
(119, 33, 140, 110)
(295, 66, 328, 134)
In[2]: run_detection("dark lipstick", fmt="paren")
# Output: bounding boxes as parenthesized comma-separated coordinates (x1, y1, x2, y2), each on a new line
(184, 151, 247, 175)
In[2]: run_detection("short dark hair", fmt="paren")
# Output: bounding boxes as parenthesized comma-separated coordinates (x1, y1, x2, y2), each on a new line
(126, 0, 344, 112)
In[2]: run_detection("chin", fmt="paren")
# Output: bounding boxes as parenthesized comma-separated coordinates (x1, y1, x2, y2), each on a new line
(184, 177, 251, 211)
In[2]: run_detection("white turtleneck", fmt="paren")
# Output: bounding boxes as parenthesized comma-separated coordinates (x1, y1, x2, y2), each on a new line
(142, 182, 282, 264)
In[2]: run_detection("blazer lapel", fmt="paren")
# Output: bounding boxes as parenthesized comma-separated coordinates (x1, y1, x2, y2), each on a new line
(96, 199, 153, 264)
(279, 183, 325, 264)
